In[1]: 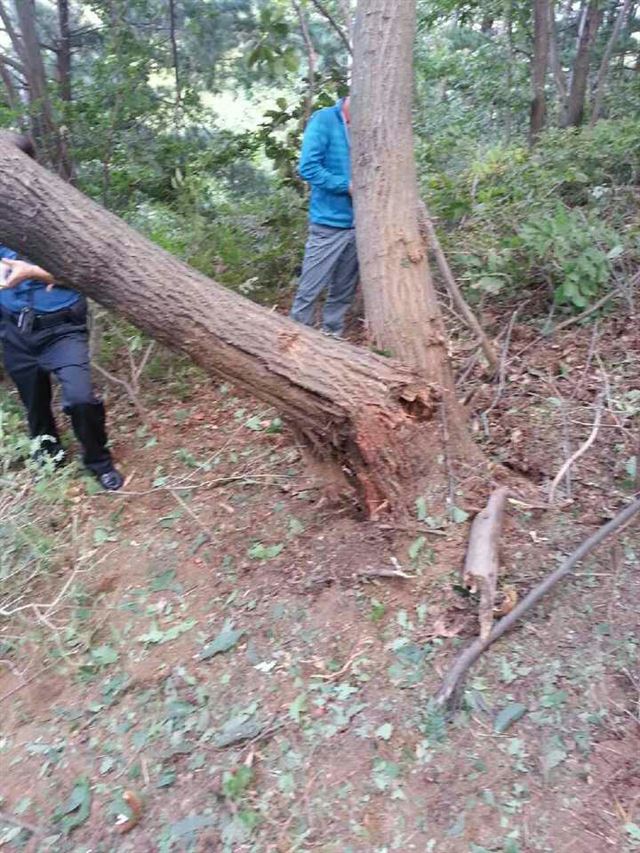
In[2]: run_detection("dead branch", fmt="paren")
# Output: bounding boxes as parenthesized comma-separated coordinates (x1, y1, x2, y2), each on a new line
(463, 486, 509, 640)
(434, 496, 640, 711)
(308, 0, 353, 54)
(418, 200, 498, 374)
(92, 361, 150, 425)
(547, 289, 616, 335)
(548, 392, 604, 505)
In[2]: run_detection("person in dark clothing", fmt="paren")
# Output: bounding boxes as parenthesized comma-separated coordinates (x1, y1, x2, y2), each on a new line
(0, 246, 124, 490)
(0, 135, 123, 490)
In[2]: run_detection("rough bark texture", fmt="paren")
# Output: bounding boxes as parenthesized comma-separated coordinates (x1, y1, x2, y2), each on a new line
(590, 0, 633, 125)
(0, 136, 438, 514)
(351, 0, 476, 459)
(14, 0, 72, 179)
(563, 0, 603, 126)
(530, 0, 550, 141)
(548, 0, 569, 121)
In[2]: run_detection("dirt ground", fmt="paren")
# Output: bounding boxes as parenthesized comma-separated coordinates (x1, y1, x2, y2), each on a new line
(0, 306, 639, 852)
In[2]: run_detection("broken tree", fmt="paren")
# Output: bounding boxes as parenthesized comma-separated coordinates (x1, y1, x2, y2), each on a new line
(0, 135, 437, 513)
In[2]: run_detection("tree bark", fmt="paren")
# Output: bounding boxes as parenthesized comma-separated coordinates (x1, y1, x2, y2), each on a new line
(548, 0, 569, 121)
(351, 0, 477, 460)
(563, 0, 603, 126)
(56, 0, 71, 104)
(0, 135, 439, 515)
(589, 0, 633, 125)
(168, 0, 181, 108)
(529, 0, 551, 141)
(14, 0, 73, 179)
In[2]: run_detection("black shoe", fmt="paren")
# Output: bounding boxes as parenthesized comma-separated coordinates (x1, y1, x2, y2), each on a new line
(32, 443, 66, 470)
(98, 468, 124, 491)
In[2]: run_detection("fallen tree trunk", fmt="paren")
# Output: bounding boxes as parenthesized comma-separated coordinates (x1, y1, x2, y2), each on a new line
(0, 135, 437, 513)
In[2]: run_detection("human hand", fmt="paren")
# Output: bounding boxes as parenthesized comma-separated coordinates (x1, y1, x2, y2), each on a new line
(1, 258, 55, 289)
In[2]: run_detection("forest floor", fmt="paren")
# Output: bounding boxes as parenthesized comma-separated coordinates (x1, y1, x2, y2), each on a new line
(0, 301, 639, 853)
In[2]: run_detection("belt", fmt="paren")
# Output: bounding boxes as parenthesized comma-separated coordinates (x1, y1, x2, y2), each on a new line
(4, 306, 78, 330)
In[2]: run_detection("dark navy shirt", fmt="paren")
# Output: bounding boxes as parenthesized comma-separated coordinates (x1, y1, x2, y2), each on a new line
(0, 245, 79, 313)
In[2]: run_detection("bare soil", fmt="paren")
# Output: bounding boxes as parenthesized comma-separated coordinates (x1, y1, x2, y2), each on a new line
(0, 308, 638, 852)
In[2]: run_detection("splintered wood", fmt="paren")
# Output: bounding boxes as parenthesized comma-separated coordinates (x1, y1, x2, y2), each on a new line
(463, 486, 509, 640)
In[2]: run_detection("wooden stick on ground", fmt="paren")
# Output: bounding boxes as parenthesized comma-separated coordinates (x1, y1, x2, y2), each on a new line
(418, 200, 499, 374)
(434, 496, 640, 711)
(463, 486, 509, 640)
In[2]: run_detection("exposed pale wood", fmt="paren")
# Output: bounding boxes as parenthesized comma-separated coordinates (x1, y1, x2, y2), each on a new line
(463, 486, 509, 640)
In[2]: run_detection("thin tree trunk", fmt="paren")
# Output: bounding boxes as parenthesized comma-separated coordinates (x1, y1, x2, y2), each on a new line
(0, 58, 20, 110)
(292, 0, 316, 123)
(530, 0, 551, 141)
(590, 0, 633, 125)
(56, 0, 71, 103)
(563, 0, 603, 126)
(0, 134, 439, 515)
(548, 0, 569, 121)
(168, 0, 180, 108)
(351, 0, 477, 460)
(14, 0, 73, 178)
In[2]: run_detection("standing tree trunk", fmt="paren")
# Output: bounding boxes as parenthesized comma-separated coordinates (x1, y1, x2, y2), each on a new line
(168, 0, 181, 109)
(351, 0, 477, 460)
(56, 0, 71, 104)
(590, 0, 633, 125)
(563, 0, 603, 126)
(14, 0, 73, 179)
(530, 0, 551, 141)
(548, 0, 569, 121)
(0, 134, 440, 515)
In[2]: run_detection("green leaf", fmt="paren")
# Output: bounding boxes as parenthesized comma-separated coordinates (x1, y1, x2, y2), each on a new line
(248, 542, 284, 560)
(138, 618, 196, 645)
(408, 536, 426, 561)
(415, 496, 428, 522)
(170, 814, 218, 839)
(375, 722, 394, 741)
(494, 703, 527, 733)
(451, 506, 470, 524)
(198, 622, 245, 660)
(90, 645, 119, 667)
(54, 777, 91, 835)
(625, 823, 640, 841)
(288, 692, 307, 723)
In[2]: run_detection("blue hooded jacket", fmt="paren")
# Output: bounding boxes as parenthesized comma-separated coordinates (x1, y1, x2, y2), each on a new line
(298, 100, 353, 229)
(0, 245, 79, 313)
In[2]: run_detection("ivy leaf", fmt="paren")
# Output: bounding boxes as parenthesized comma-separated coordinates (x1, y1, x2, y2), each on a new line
(451, 506, 470, 524)
(494, 703, 527, 733)
(198, 621, 245, 660)
(375, 722, 394, 741)
(54, 777, 91, 835)
(90, 645, 119, 667)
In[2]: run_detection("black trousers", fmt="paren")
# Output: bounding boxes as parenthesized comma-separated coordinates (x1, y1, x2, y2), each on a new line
(0, 299, 113, 475)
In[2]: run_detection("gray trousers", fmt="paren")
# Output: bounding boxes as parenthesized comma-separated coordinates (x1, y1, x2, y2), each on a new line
(290, 223, 359, 335)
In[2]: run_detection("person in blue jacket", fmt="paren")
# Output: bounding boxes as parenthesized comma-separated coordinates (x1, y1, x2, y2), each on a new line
(290, 96, 358, 337)
(0, 137, 124, 490)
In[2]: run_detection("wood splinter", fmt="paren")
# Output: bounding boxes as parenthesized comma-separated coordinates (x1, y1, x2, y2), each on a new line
(463, 486, 509, 640)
